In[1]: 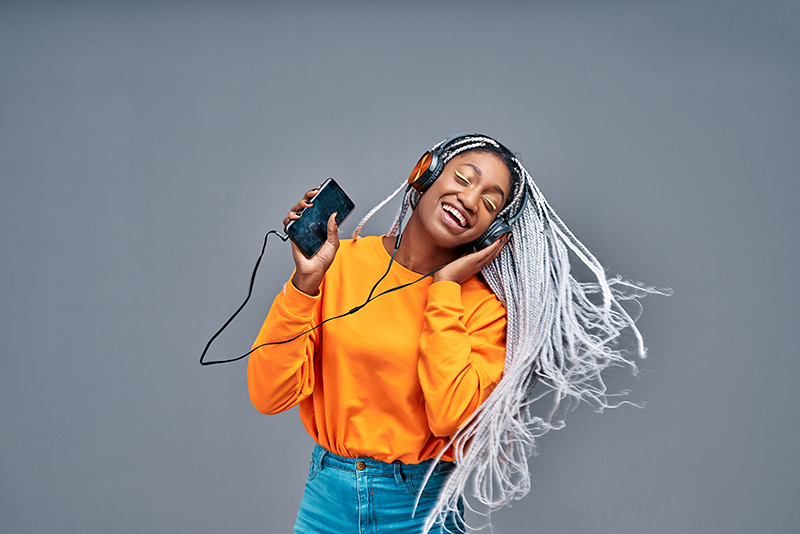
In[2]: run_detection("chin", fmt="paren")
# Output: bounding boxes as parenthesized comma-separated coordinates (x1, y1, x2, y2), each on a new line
(434, 232, 474, 252)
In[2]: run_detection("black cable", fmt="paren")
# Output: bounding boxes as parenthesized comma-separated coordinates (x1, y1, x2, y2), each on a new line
(199, 230, 287, 366)
(245, 262, 440, 359)
(200, 186, 437, 366)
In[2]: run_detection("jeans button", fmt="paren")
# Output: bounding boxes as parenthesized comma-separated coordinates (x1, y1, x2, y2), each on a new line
(356, 461, 366, 470)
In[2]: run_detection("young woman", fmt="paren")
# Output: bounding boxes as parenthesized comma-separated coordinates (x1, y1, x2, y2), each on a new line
(248, 134, 660, 533)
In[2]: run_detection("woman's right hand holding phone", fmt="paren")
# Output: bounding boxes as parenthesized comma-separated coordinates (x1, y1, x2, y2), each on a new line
(283, 189, 340, 296)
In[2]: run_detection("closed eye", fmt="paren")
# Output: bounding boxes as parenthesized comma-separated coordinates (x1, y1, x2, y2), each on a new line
(482, 196, 497, 211)
(454, 169, 472, 186)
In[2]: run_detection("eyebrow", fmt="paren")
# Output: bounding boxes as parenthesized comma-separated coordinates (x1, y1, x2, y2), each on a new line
(464, 163, 482, 176)
(492, 185, 506, 203)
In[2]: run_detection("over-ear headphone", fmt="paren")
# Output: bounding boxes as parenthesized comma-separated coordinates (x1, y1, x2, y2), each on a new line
(407, 133, 529, 251)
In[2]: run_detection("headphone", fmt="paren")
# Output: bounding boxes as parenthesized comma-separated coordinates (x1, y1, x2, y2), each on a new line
(407, 133, 529, 251)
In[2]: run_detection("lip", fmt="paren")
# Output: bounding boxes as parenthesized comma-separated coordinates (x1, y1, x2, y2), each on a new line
(440, 201, 472, 231)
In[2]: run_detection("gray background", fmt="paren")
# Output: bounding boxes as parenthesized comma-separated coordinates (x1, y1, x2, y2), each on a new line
(1, 1, 798, 533)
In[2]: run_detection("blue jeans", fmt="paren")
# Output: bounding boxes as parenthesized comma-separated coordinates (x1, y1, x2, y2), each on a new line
(293, 444, 465, 534)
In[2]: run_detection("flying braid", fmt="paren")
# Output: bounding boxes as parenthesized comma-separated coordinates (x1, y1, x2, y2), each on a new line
(352, 134, 669, 531)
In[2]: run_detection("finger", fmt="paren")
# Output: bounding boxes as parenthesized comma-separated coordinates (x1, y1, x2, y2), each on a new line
(291, 199, 313, 212)
(487, 235, 509, 259)
(312, 213, 341, 263)
(283, 207, 307, 226)
(326, 212, 340, 246)
(470, 236, 504, 261)
(493, 234, 509, 252)
(475, 235, 507, 265)
(289, 193, 316, 216)
(284, 196, 317, 226)
(283, 211, 303, 227)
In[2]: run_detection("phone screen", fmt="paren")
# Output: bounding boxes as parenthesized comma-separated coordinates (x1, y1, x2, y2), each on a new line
(285, 178, 355, 258)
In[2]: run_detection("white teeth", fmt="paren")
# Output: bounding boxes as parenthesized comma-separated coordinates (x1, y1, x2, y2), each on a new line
(443, 204, 467, 227)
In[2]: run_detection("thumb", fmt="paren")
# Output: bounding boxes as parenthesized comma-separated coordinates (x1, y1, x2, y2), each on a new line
(326, 212, 340, 246)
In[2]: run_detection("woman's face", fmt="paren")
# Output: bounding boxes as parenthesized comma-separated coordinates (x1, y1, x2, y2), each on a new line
(415, 150, 511, 250)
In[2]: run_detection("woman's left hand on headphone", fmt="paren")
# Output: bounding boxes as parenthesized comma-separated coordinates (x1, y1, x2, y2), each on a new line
(433, 234, 510, 285)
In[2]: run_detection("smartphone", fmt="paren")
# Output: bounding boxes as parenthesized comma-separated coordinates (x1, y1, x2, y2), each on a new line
(285, 178, 355, 258)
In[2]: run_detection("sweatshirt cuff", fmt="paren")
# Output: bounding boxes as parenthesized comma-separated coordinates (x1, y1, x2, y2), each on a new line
(428, 280, 463, 305)
(279, 278, 321, 320)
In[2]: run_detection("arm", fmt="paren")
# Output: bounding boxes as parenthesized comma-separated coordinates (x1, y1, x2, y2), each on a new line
(417, 280, 507, 437)
(247, 192, 340, 414)
(247, 278, 322, 414)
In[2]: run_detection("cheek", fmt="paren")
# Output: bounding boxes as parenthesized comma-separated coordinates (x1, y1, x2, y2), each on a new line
(415, 193, 437, 217)
(475, 212, 498, 233)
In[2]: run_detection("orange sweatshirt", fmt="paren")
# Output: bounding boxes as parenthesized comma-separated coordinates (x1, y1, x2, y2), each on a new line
(248, 235, 506, 464)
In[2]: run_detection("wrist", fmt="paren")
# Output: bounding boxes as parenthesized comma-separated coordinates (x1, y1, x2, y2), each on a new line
(292, 272, 322, 296)
(432, 272, 449, 284)
(432, 272, 458, 284)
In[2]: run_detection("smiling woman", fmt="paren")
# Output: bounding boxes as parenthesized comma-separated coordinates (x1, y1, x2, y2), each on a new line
(248, 134, 664, 533)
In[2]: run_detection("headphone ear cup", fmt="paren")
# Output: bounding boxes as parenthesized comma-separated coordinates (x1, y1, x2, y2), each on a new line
(408, 150, 445, 193)
(472, 219, 512, 251)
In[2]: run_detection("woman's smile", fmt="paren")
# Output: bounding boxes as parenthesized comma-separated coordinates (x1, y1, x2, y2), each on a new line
(441, 202, 470, 230)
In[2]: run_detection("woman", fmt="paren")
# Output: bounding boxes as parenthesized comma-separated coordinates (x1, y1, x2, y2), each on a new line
(248, 134, 660, 532)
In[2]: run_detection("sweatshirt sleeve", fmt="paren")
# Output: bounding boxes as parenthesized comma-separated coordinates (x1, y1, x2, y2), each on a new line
(247, 276, 321, 415)
(417, 280, 507, 437)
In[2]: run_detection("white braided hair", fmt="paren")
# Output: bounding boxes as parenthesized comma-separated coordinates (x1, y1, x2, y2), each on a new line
(353, 135, 669, 531)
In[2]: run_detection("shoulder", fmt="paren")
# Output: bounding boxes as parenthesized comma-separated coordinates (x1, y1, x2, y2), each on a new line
(326, 235, 383, 275)
(335, 235, 379, 260)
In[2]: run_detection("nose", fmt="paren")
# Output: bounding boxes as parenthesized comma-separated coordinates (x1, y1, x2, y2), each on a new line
(457, 187, 481, 214)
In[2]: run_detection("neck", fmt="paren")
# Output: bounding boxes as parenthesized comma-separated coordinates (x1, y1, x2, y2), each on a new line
(382, 211, 462, 274)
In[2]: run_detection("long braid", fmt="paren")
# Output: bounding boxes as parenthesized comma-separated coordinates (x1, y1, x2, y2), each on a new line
(355, 135, 669, 531)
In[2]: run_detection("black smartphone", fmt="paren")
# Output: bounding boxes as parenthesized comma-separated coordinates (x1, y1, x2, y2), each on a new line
(285, 178, 355, 258)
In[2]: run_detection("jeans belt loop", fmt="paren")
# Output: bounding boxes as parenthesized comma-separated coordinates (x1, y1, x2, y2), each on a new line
(392, 460, 404, 484)
(315, 448, 327, 471)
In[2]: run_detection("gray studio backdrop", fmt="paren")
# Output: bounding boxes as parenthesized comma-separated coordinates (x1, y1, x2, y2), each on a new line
(1, 1, 798, 533)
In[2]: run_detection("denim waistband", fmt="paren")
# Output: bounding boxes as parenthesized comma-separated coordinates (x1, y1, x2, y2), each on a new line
(311, 444, 454, 480)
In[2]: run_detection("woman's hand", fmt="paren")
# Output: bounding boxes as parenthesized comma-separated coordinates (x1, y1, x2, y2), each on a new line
(283, 189, 340, 296)
(433, 234, 510, 285)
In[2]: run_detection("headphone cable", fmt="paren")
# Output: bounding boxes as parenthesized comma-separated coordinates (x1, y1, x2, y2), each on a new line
(200, 188, 439, 366)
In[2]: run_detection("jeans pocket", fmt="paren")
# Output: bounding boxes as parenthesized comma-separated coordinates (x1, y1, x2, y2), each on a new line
(403, 465, 453, 497)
